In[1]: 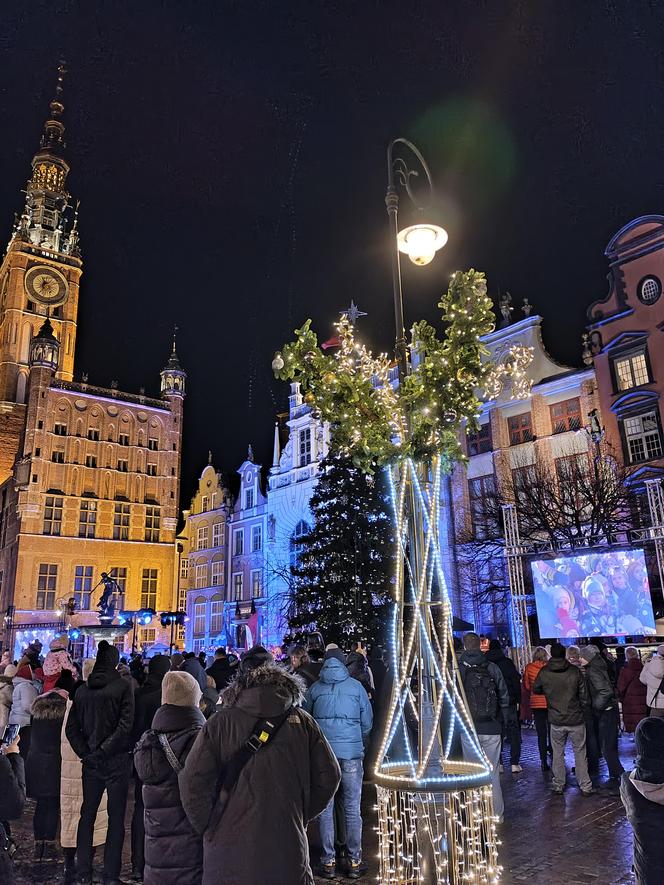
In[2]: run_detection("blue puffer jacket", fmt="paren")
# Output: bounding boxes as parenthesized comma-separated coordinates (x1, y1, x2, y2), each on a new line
(303, 658, 373, 760)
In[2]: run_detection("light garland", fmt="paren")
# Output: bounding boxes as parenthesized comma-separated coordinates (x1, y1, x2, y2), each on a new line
(483, 343, 534, 401)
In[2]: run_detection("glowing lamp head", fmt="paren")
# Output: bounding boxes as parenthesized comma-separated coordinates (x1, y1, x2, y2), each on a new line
(397, 223, 447, 266)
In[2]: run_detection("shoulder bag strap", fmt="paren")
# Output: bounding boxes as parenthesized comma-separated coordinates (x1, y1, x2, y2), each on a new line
(158, 733, 184, 773)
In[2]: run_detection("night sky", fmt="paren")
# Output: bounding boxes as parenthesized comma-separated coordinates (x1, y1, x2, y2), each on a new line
(1, 1, 662, 503)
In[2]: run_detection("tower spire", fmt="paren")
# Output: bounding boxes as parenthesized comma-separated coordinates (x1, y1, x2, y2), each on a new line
(272, 422, 281, 467)
(39, 61, 67, 156)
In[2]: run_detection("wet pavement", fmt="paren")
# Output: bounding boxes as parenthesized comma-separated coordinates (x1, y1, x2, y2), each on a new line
(10, 728, 637, 884)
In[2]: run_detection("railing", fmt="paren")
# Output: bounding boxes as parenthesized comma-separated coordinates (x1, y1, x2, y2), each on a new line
(51, 379, 168, 410)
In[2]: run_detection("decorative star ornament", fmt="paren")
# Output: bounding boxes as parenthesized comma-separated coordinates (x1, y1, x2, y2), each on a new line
(343, 300, 367, 325)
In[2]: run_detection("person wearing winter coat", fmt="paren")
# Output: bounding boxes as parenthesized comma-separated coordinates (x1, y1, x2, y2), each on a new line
(134, 670, 206, 885)
(65, 640, 135, 884)
(0, 665, 15, 732)
(180, 645, 340, 885)
(26, 689, 68, 861)
(639, 644, 664, 718)
(60, 659, 109, 885)
(9, 664, 40, 759)
(523, 647, 550, 771)
(579, 645, 624, 780)
(485, 640, 522, 771)
(533, 643, 592, 795)
(621, 716, 664, 884)
(206, 649, 232, 691)
(200, 676, 219, 719)
(618, 647, 648, 734)
(304, 647, 373, 879)
(42, 635, 77, 694)
(0, 729, 26, 885)
(346, 643, 373, 698)
(181, 653, 207, 692)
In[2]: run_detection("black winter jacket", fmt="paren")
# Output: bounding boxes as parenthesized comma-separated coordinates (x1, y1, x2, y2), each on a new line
(179, 663, 340, 885)
(206, 658, 232, 691)
(584, 655, 617, 712)
(132, 679, 165, 745)
(0, 753, 25, 885)
(621, 770, 664, 884)
(532, 658, 588, 726)
(485, 648, 521, 706)
(66, 667, 135, 774)
(26, 691, 67, 798)
(134, 703, 206, 885)
(346, 652, 372, 696)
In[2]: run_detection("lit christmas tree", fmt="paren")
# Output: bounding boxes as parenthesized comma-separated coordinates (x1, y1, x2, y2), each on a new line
(289, 452, 393, 646)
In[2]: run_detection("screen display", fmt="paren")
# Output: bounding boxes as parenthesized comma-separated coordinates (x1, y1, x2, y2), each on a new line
(530, 548, 657, 639)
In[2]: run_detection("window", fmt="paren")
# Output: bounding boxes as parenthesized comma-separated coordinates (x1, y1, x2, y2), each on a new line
(210, 594, 224, 634)
(51, 450, 65, 463)
(113, 502, 130, 540)
(54, 422, 67, 436)
(615, 352, 650, 391)
(245, 489, 254, 510)
(233, 573, 243, 600)
(73, 565, 94, 610)
(469, 475, 498, 539)
(140, 628, 156, 644)
(550, 398, 582, 434)
(36, 563, 57, 609)
(145, 506, 160, 542)
(193, 638, 206, 654)
(87, 428, 100, 441)
(638, 275, 662, 305)
(298, 428, 312, 467)
(467, 423, 492, 456)
(290, 520, 310, 568)
(251, 524, 262, 553)
(196, 525, 209, 550)
(146, 463, 157, 477)
(193, 597, 206, 635)
(43, 495, 63, 535)
(109, 567, 127, 610)
(117, 459, 128, 472)
(180, 557, 189, 579)
(118, 433, 130, 447)
(212, 522, 224, 548)
(85, 454, 97, 468)
(624, 412, 664, 463)
(512, 465, 537, 510)
(507, 412, 533, 446)
(211, 560, 224, 586)
(251, 569, 262, 598)
(79, 500, 97, 538)
(234, 530, 244, 556)
(201, 495, 209, 513)
(141, 568, 158, 609)
(195, 563, 208, 589)
(148, 438, 158, 451)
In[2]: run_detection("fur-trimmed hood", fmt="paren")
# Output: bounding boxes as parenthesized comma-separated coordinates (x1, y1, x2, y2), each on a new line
(31, 690, 68, 720)
(220, 662, 306, 718)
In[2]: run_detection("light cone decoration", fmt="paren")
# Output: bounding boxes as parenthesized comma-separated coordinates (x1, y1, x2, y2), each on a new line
(273, 270, 503, 884)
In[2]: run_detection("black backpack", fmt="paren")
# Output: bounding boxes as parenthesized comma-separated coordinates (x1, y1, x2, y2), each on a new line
(463, 661, 498, 722)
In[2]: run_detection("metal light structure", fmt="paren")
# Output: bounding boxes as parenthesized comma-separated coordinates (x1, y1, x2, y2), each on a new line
(375, 139, 500, 885)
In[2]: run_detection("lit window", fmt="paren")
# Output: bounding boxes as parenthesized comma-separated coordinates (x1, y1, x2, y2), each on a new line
(615, 353, 650, 391)
(140, 629, 156, 644)
(507, 412, 533, 446)
(298, 428, 312, 467)
(550, 398, 581, 434)
(141, 568, 158, 609)
(73, 565, 94, 610)
(37, 563, 58, 609)
(180, 557, 189, 579)
(624, 411, 663, 463)
(211, 561, 224, 586)
(196, 525, 209, 550)
(251, 569, 262, 598)
(78, 501, 97, 539)
(233, 573, 243, 600)
(210, 594, 223, 634)
(201, 495, 209, 513)
(234, 530, 244, 556)
(195, 563, 208, 589)
(193, 597, 206, 635)
(212, 522, 224, 547)
(251, 524, 262, 553)
(113, 502, 130, 540)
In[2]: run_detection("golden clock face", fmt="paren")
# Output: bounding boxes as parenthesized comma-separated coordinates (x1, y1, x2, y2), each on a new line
(24, 265, 69, 307)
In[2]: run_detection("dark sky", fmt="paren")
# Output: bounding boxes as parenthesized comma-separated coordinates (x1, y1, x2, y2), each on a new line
(1, 1, 663, 502)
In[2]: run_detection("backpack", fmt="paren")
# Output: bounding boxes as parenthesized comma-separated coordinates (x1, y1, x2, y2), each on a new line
(463, 661, 498, 722)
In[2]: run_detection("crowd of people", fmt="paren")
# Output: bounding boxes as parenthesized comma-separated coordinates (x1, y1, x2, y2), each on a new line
(0, 635, 387, 884)
(1, 631, 664, 883)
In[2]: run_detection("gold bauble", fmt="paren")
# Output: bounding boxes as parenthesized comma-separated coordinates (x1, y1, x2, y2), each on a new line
(303, 391, 316, 405)
(323, 371, 337, 385)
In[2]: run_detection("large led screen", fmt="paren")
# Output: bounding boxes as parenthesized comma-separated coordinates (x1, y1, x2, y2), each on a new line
(530, 548, 657, 639)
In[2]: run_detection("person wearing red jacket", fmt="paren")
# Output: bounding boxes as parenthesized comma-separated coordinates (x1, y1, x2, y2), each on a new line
(618, 647, 648, 734)
(523, 647, 550, 771)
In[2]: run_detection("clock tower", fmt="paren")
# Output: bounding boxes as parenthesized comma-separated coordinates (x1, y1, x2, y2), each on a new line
(0, 63, 82, 404)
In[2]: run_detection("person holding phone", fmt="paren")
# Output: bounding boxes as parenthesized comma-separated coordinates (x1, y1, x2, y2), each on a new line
(0, 726, 26, 884)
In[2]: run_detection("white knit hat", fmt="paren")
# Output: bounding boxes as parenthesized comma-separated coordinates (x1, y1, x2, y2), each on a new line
(161, 670, 202, 707)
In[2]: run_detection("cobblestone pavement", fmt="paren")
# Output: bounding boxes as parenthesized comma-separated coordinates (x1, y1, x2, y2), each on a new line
(11, 729, 637, 884)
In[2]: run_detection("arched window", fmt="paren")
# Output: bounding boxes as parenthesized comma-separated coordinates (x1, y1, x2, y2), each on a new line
(16, 372, 27, 404)
(193, 596, 207, 636)
(290, 520, 310, 569)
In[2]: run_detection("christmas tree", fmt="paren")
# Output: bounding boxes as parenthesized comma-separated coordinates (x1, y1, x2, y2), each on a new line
(288, 452, 393, 646)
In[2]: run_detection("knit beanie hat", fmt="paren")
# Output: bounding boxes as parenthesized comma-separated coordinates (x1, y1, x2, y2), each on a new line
(324, 646, 346, 664)
(239, 645, 273, 674)
(3, 664, 17, 679)
(93, 640, 120, 672)
(579, 645, 599, 662)
(161, 670, 202, 707)
(148, 654, 171, 679)
(635, 717, 664, 783)
(550, 643, 566, 659)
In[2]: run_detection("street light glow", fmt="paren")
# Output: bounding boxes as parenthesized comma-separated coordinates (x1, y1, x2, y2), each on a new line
(397, 223, 447, 266)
